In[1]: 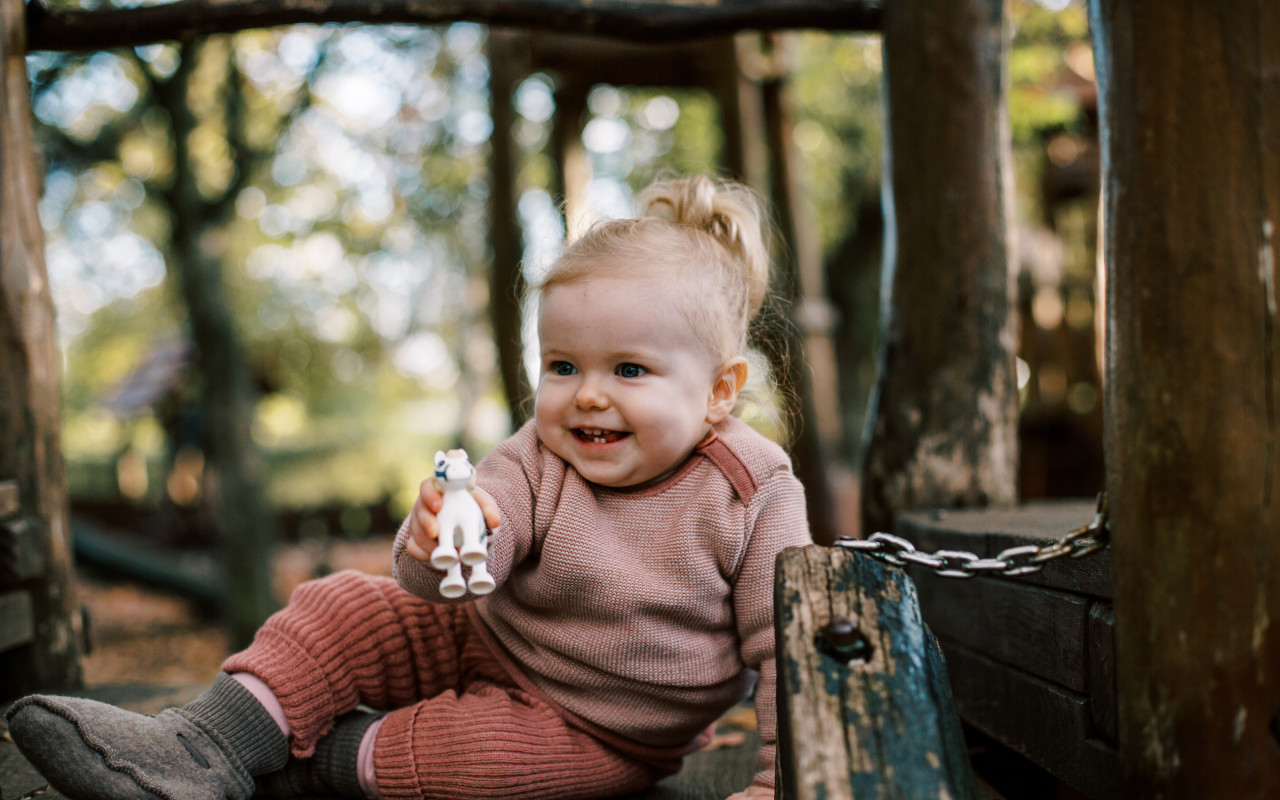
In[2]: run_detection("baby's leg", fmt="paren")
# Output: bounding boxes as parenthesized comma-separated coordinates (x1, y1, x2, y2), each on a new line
(222, 569, 472, 757)
(372, 681, 676, 800)
(5, 672, 286, 800)
(5, 569, 469, 800)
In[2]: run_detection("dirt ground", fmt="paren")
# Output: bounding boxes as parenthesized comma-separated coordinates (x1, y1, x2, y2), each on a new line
(79, 536, 397, 687)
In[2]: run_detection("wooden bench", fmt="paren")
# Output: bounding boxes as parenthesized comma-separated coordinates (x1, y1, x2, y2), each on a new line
(895, 500, 1121, 799)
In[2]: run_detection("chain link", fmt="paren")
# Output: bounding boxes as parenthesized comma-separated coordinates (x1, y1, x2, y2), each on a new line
(836, 493, 1109, 580)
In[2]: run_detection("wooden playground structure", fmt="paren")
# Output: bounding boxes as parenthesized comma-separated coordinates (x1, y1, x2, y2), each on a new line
(1, 1, 1277, 798)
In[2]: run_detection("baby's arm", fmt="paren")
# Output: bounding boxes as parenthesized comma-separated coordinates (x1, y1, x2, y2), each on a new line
(729, 470, 813, 800)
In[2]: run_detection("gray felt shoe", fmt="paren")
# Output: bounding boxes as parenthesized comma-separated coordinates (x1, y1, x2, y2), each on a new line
(5, 694, 256, 800)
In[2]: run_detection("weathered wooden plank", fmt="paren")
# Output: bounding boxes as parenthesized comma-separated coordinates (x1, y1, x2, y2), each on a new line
(0, 517, 46, 587)
(912, 573, 1090, 692)
(897, 500, 1112, 598)
(775, 545, 976, 800)
(940, 641, 1122, 800)
(0, 591, 35, 652)
(25, 0, 882, 52)
(1087, 603, 1117, 744)
(0, 479, 18, 519)
(861, 0, 1018, 535)
(1092, 1, 1280, 795)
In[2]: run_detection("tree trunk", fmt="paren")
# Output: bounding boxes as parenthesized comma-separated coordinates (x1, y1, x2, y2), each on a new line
(861, 0, 1018, 536)
(0, 0, 82, 693)
(162, 41, 277, 647)
(1091, 0, 1280, 794)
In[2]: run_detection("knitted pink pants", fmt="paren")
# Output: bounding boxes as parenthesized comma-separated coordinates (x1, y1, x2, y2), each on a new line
(223, 570, 678, 800)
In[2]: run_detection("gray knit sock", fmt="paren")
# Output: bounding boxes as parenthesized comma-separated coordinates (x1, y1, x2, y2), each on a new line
(256, 710, 381, 798)
(5, 672, 288, 800)
(182, 673, 290, 775)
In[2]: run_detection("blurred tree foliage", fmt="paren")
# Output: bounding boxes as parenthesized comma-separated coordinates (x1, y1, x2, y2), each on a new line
(34, 0, 1092, 526)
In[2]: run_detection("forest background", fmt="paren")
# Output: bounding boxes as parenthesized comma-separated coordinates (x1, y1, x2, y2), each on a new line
(30, 0, 1099, 671)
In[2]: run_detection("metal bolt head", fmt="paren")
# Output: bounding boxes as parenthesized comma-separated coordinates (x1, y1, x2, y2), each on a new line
(818, 617, 873, 662)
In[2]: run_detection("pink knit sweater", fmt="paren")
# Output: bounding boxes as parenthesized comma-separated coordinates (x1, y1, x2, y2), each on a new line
(393, 417, 812, 788)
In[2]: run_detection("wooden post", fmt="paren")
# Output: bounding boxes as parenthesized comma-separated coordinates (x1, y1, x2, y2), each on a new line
(775, 545, 976, 800)
(861, 0, 1019, 536)
(552, 81, 589, 242)
(0, 0, 83, 694)
(1090, 1, 1280, 795)
(758, 36, 841, 545)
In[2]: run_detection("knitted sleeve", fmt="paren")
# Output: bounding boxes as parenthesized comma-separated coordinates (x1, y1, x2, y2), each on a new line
(393, 426, 541, 603)
(733, 468, 812, 790)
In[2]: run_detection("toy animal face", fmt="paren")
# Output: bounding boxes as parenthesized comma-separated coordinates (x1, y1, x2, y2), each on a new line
(434, 449, 475, 487)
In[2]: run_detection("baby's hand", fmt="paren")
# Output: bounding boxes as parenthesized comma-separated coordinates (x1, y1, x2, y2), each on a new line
(403, 478, 502, 563)
(724, 787, 773, 800)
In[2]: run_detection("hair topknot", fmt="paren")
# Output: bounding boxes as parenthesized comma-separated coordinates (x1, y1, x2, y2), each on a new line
(535, 175, 774, 365)
(636, 176, 771, 319)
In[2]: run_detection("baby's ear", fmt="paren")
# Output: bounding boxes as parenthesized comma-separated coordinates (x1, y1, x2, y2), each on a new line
(707, 358, 748, 424)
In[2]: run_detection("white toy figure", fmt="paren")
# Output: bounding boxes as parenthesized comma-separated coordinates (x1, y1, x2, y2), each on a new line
(428, 449, 494, 598)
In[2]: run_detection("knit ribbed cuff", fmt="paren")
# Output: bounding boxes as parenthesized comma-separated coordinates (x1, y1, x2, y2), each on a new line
(317, 711, 383, 798)
(182, 672, 289, 775)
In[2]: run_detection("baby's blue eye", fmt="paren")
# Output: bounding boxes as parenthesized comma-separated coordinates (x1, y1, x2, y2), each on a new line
(551, 361, 577, 376)
(616, 363, 647, 378)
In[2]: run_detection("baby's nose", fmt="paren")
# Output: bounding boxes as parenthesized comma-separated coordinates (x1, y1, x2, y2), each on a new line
(574, 378, 609, 409)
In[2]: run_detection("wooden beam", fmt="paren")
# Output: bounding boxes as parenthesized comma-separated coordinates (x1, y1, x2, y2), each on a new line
(0, 0, 82, 692)
(25, 0, 882, 52)
(860, 0, 1019, 535)
(1091, 0, 1280, 795)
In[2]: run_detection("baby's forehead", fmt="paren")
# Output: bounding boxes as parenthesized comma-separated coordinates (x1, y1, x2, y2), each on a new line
(539, 276, 713, 354)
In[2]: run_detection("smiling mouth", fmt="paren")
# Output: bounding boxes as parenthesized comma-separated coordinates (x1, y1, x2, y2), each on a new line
(573, 428, 631, 445)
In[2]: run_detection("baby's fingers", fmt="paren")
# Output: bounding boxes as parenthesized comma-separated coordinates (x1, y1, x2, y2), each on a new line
(473, 486, 502, 530)
(418, 477, 444, 514)
(403, 531, 434, 563)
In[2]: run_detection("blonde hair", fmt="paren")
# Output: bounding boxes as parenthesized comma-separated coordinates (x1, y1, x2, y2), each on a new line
(535, 175, 772, 366)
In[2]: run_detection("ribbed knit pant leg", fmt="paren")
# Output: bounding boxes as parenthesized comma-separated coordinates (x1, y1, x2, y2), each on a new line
(222, 569, 470, 758)
(372, 626, 678, 800)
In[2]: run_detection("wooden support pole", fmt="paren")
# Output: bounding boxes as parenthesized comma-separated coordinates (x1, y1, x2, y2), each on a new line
(0, 0, 82, 694)
(758, 35, 841, 545)
(552, 83, 590, 243)
(1091, 1, 1280, 795)
(487, 30, 533, 424)
(775, 545, 976, 800)
(861, 0, 1019, 535)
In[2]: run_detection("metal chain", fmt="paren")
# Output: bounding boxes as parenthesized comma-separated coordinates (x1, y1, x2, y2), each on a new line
(835, 493, 1109, 580)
